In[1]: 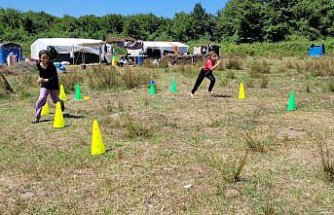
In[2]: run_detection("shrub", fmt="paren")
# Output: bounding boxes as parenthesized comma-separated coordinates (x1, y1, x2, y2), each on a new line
(225, 58, 242, 70)
(121, 68, 151, 89)
(249, 60, 270, 78)
(87, 66, 119, 90)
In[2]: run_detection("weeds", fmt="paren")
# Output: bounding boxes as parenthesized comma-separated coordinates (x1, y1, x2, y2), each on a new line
(87, 66, 119, 90)
(319, 142, 334, 182)
(207, 151, 249, 183)
(259, 76, 269, 88)
(245, 78, 255, 88)
(120, 68, 154, 90)
(60, 72, 82, 92)
(226, 70, 236, 79)
(102, 95, 124, 113)
(249, 60, 270, 78)
(125, 116, 152, 138)
(326, 78, 334, 93)
(244, 133, 270, 154)
(226, 58, 242, 70)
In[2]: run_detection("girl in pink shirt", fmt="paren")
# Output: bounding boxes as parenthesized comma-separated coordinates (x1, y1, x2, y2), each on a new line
(191, 51, 221, 96)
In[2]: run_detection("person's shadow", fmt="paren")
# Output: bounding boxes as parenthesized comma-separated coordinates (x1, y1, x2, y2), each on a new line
(63, 113, 85, 119)
(212, 94, 232, 98)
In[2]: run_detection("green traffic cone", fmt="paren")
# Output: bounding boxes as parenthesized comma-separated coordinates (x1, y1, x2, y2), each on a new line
(170, 80, 178, 93)
(287, 90, 296, 112)
(74, 83, 82, 100)
(149, 83, 156, 95)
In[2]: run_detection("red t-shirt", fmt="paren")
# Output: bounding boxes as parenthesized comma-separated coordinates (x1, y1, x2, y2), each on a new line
(203, 59, 215, 71)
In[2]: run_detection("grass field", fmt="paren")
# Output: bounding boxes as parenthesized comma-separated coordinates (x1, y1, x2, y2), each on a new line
(1, 57, 334, 214)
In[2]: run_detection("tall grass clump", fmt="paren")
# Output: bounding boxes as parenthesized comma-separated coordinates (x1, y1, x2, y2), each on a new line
(327, 78, 334, 92)
(305, 58, 334, 77)
(249, 60, 270, 78)
(226, 70, 236, 79)
(60, 71, 82, 92)
(206, 151, 249, 183)
(244, 133, 271, 153)
(159, 57, 169, 68)
(121, 68, 151, 89)
(125, 116, 152, 138)
(87, 66, 119, 90)
(102, 95, 125, 113)
(319, 142, 334, 182)
(259, 76, 270, 88)
(225, 58, 242, 70)
(12, 72, 37, 97)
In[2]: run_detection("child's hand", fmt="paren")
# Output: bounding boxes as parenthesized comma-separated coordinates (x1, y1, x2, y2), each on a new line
(37, 77, 43, 84)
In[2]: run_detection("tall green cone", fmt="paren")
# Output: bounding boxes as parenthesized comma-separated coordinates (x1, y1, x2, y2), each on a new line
(149, 83, 156, 95)
(170, 80, 177, 93)
(74, 83, 82, 100)
(287, 90, 296, 112)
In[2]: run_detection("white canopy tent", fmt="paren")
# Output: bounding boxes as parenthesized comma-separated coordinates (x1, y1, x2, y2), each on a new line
(31, 38, 112, 64)
(127, 41, 189, 58)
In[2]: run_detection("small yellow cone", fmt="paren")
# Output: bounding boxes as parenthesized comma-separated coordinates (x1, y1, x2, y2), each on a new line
(41, 103, 50, 116)
(59, 84, 67, 101)
(53, 102, 65, 128)
(238, 82, 246, 99)
(91, 120, 106, 156)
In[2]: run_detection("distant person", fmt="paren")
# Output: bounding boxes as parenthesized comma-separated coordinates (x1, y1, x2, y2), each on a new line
(32, 50, 64, 123)
(191, 51, 221, 97)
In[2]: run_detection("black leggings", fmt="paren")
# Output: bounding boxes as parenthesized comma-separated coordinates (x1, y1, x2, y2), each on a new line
(191, 69, 216, 94)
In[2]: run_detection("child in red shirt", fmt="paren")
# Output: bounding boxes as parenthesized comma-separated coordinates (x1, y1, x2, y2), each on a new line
(191, 51, 221, 96)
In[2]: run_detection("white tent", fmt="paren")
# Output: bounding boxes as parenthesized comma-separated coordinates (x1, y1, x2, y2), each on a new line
(31, 38, 112, 64)
(127, 41, 189, 58)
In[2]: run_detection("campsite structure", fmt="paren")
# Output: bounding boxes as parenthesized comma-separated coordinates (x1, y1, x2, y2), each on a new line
(126, 41, 189, 59)
(31, 38, 112, 64)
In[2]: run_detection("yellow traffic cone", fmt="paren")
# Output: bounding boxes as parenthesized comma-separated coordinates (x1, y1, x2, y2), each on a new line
(238, 82, 246, 99)
(53, 102, 65, 128)
(91, 120, 106, 155)
(41, 103, 50, 116)
(59, 84, 67, 101)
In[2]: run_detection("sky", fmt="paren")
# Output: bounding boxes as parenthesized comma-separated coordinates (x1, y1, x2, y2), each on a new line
(0, 0, 228, 18)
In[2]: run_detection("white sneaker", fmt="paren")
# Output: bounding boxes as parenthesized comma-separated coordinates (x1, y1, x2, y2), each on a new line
(191, 93, 195, 98)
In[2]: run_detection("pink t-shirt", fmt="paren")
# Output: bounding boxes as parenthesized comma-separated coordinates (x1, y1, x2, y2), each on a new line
(203, 59, 215, 71)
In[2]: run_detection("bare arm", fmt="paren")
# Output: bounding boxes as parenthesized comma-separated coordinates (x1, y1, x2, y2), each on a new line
(211, 60, 222, 71)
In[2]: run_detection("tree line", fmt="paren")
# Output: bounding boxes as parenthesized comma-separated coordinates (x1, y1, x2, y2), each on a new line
(0, 0, 333, 45)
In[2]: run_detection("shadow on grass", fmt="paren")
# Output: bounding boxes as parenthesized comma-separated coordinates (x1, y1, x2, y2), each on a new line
(212, 94, 232, 98)
(63, 113, 85, 119)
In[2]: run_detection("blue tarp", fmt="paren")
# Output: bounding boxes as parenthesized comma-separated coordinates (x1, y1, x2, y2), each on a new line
(54, 62, 67, 72)
(0, 42, 24, 64)
(308, 44, 325, 57)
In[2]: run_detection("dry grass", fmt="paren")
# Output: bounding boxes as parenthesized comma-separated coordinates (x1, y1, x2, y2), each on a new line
(1, 58, 334, 214)
(225, 58, 243, 70)
(249, 59, 270, 78)
(319, 141, 334, 182)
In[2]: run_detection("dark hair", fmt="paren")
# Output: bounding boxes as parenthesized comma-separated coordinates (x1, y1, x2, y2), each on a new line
(38, 50, 51, 60)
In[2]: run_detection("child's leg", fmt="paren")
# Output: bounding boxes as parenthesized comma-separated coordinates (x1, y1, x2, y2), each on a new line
(191, 69, 206, 94)
(35, 88, 49, 121)
(50, 89, 64, 111)
(206, 71, 216, 92)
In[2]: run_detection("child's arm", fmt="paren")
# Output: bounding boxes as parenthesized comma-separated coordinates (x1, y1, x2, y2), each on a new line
(211, 60, 222, 71)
